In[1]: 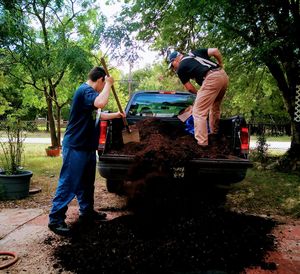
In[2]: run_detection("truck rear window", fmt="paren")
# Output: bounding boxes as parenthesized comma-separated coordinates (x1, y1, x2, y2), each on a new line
(127, 92, 195, 118)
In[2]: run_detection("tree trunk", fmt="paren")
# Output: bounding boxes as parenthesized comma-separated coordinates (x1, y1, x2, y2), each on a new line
(267, 62, 300, 170)
(287, 95, 300, 170)
(45, 92, 59, 148)
(280, 119, 300, 171)
(291, 122, 300, 150)
(292, 84, 300, 145)
(46, 113, 49, 132)
(56, 106, 62, 147)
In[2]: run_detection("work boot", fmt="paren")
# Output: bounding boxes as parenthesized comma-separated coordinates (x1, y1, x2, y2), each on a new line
(198, 143, 210, 150)
(79, 210, 107, 223)
(48, 222, 71, 236)
(208, 133, 219, 145)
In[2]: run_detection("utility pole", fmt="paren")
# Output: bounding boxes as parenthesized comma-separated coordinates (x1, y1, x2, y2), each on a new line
(128, 61, 133, 96)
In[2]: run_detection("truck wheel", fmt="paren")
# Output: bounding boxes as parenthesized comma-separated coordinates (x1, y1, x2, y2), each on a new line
(106, 179, 123, 193)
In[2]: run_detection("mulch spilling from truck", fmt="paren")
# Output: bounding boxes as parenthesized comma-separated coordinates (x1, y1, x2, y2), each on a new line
(51, 118, 277, 273)
(109, 118, 237, 202)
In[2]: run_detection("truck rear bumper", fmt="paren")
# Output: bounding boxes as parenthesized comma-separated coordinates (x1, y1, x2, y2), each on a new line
(98, 155, 253, 185)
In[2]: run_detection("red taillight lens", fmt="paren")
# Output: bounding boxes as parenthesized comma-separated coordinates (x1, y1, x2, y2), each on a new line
(99, 121, 108, 145)
(159, 90, 176, 94)
(240, 127, 249, 151)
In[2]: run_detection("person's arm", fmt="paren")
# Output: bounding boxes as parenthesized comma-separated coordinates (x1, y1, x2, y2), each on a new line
(207, 48, 223, 68)
(100, 111, 125, 120)
(183, 81, 198, 94)
(177, 66, 198, 94)
(94, 76, 114, 108)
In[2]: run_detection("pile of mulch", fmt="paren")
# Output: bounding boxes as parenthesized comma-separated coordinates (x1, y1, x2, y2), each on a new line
(110, 118, 237, 200)
(111, 118, 234, 163)
(49, 118, 278, 273)
(51, 186, 277, 274)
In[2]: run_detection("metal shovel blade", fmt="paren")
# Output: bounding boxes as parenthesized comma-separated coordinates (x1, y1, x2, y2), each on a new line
(177, 105, 193, 122)
(122, 125, 140, 144)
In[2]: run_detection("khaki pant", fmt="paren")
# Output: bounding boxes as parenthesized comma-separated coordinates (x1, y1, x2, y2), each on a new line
(192, 69, 229, 146)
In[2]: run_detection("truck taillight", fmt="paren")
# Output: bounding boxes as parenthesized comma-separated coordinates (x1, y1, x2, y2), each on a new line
(159, 90, 176, 94)
(240, 127, 249, 152)
(99, 121, 108, 146)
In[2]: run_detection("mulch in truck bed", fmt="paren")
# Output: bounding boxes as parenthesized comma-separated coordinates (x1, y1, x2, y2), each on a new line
(112, 117, 234, 162)
(110, 118, 238, 200)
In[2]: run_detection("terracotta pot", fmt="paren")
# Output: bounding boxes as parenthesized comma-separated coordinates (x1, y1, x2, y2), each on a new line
(45, 147, 61, 157)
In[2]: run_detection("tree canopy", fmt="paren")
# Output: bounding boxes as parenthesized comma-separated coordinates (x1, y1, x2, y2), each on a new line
(1, 0, 299, 168)
(113, 0, 299, 165)
(0, 0, 106, 147)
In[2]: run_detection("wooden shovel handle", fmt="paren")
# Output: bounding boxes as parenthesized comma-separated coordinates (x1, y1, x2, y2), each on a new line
(100, 58, 130, 131)
(100, 57, 124, 113)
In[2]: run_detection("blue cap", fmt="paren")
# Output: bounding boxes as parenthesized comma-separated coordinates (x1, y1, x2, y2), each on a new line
(167, 51, 180, 69)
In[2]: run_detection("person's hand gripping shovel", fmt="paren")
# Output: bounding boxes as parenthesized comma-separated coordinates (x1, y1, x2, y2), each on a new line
(100, 58, 140, 144)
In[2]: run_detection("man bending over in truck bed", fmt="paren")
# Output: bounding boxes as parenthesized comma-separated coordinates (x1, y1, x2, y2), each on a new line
(167, 48, 229, 147)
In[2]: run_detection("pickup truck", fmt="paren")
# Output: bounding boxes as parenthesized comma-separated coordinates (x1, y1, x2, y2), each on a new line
(97, 90, 252, 193)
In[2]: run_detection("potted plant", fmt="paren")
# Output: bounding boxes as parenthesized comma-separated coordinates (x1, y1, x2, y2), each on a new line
(45, 118, 63, 157)
(45, 146, 61, 157)
(0, 116, 33, 200)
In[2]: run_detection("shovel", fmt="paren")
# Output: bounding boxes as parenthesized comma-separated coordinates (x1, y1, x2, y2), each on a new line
(177, 105, 193, 122)
(100, 57, 140, 144)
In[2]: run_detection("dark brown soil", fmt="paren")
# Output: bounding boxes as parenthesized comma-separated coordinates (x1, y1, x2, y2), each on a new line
(49, 118, 277, 273)
(51, 186, 277, 274)
(112, 118, 237, 199)
(111, 118, 234, 161)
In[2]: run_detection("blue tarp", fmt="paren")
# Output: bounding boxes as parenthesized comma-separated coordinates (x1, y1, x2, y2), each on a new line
(185, 116, 210, 135)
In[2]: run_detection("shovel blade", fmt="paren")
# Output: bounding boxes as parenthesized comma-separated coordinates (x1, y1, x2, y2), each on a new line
(177, 105, 193, 122)
(122, 125, 140, 144)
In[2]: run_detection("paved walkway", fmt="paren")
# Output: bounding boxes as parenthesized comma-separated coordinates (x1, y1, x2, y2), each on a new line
(0, 137, 52, 144)
(0, 207, 124, 273)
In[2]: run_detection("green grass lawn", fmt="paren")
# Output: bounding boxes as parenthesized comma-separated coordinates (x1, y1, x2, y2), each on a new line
(23, 144, 62, 176)
(227, 168, 300, 218)
(250, 135, 291, 142)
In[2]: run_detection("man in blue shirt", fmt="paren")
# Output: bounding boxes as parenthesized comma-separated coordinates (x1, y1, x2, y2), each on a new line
(48, 66, 124, 236)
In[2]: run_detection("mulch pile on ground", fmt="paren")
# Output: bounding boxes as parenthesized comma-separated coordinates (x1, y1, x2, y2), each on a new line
(50, 117, 278, 273)
(51, 190, 277, 274)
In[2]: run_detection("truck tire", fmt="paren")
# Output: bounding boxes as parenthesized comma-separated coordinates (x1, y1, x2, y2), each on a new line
(106, 179, 123, 193)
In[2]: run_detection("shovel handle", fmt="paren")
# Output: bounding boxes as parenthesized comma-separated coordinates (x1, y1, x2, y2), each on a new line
(100, 58, 131, 132)
(100, 58, 123, 112)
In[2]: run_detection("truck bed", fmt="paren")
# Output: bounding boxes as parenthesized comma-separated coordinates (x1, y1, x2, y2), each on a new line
(98, 90, 252, 193)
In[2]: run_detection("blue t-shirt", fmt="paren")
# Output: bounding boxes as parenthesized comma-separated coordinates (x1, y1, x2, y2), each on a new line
(63, 83, 100, 151)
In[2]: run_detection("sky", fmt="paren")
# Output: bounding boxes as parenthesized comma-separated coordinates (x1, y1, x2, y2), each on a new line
(97, 1, 161, 73)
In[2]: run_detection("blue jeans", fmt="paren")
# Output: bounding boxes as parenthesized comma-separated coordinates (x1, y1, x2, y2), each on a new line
(49, 146, 96, 225)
